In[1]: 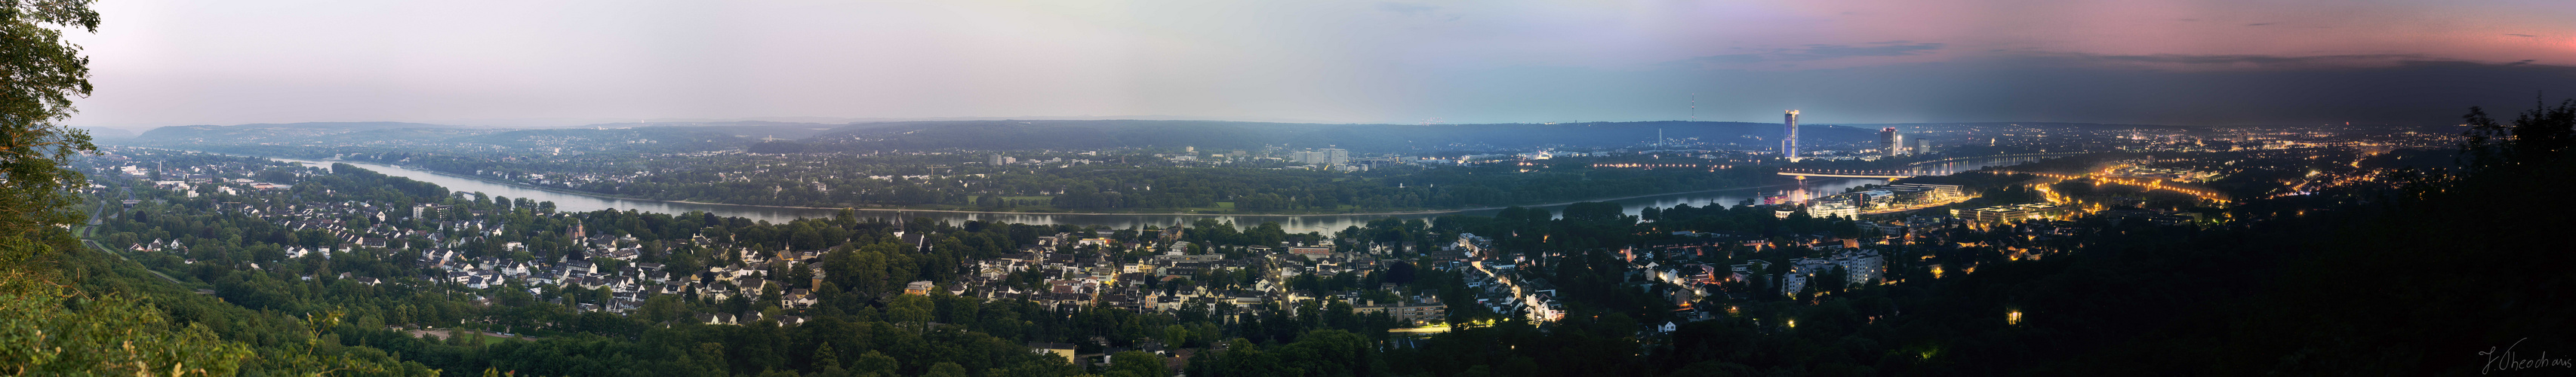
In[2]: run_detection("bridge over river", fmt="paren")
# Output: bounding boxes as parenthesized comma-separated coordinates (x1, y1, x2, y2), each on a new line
(1777, 152, 2085, 179)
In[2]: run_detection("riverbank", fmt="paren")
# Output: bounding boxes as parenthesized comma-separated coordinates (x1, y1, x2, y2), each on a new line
(272, 153, 1817, 217)
(118, 147, 1891, 233)
(398, 168, 1808, 217)
(659, 180, 1814, 217)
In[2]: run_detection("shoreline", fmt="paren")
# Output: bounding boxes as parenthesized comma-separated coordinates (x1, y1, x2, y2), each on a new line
(657, 181, 1820, 217)
(197, 149, 1851, 218)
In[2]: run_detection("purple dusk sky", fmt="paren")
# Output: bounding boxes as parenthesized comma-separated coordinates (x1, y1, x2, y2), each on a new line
(64, 0, 2576, 129)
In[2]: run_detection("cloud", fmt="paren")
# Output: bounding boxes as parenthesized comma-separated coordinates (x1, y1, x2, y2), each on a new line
(1409, 54, 2576, 126)
(2245, 23, 2274, 26)
(1376, 2, 1438, 16)
(1667, 42, 1944, 68)
(2020, 52, 2436, 69)
(2506, 33, 2537, 37)
(1805, 43, 1945, 59)
(2507, 60, 2536, 66)
(62, 0, 2576, 127)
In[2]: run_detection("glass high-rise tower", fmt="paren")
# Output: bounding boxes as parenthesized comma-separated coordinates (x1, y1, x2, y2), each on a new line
(1881, 127, 1904, 156)
(1782, 110, 1801, 161)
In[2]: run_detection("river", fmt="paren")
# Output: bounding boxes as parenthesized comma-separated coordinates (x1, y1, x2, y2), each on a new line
(275, 158, 1928, 234)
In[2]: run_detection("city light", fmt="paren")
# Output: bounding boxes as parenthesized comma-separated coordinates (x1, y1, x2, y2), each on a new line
(42, 2, 2559, 375)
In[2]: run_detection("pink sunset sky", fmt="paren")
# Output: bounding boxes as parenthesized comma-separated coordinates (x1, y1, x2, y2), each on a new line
(63, 0, 2576, 129)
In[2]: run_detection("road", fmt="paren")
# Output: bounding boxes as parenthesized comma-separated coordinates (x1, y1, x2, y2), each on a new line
(81, 200, 188, 286)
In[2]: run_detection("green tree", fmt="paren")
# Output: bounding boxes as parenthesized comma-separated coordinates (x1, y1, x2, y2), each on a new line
(2463, 98, 2576, 169)
(1106, 351, 1168, 377)
(269, 310, 390, 375)
(852, 351, 898, 377)
(888, 293, 934, 334)
(923, 362, 968, 377)
(811, 342, 849, 377)
(0, 3, 285, 375)
(0, 288, 251, 375)
(0, 0, 101, 282)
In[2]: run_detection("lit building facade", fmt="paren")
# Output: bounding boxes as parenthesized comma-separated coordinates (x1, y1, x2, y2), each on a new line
(1880, 127, 1904, 156)
(1783, 110, 1801, 161)
(1958, 203, 2075, 224)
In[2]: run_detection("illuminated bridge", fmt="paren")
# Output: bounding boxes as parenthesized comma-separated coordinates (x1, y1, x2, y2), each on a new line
(1900, 152, 2086, 167)
(1775, 168, 1934, 179)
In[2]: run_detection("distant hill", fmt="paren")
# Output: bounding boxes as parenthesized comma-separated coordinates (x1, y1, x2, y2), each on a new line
(134, 121, 471, 144)
(73, 126, 137, 140)
(118, 118, 1898, 154)
(1844, 122, 2196, 130)
(777, 119, 1880, 152)
(445, 126, 770, 153)
(1851, 121, 2451, 133)
(559, 121, 870, 140)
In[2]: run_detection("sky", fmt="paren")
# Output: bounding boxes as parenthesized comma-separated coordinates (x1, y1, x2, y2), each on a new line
(63, 0, 2576, 130)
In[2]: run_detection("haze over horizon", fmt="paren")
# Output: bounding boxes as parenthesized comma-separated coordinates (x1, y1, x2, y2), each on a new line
(66, 0, 2576, 130)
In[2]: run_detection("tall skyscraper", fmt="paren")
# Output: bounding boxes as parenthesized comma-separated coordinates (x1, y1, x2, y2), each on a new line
(1880, 127, 1904, 157)
(1782, 110, 1802, 161)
